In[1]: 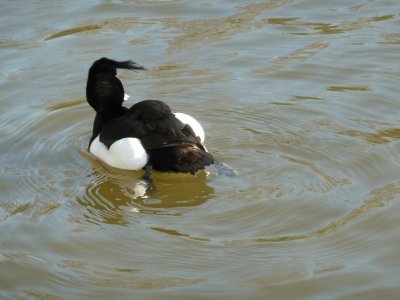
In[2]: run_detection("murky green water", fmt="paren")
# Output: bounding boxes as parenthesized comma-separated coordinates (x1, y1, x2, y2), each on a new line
(1, 0, 400, 299)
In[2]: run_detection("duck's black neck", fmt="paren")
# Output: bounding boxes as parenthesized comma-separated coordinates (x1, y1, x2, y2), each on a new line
(101, 105, 127, 121)
(89, 105, 127, 147)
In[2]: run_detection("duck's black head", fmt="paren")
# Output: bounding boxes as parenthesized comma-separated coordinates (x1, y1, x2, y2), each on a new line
(86, 57, 145, 113)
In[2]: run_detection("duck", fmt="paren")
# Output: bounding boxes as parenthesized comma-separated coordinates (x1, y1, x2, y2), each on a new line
(86, 57, 214, 177)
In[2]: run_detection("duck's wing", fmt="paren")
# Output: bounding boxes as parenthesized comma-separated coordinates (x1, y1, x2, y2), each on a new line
(98, 100, 200, 149)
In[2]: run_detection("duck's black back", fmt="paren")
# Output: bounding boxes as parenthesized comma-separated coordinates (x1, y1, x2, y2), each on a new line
(98, 100, 214, 173)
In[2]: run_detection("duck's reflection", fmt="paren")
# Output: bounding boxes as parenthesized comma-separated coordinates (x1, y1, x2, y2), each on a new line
(76, 168, 214, 225)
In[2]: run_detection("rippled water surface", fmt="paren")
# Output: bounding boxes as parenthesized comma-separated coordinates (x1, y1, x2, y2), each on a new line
(1, 0, 400, 299)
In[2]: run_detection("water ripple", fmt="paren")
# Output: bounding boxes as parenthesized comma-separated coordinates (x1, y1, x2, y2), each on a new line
(222, 181, 400, 245)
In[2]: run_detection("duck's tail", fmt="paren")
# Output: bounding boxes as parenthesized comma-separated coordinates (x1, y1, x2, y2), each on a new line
(148, 144, 214, 174)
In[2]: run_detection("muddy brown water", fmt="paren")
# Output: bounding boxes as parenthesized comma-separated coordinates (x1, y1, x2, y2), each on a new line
(1, 1, 400, 299)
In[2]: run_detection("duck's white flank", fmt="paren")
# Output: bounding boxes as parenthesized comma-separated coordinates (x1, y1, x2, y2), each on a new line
(90, 136, 148, 170)
(174, 112, 205, 143)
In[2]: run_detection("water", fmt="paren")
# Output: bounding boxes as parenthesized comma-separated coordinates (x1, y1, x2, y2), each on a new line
(1, 0, 400, 299)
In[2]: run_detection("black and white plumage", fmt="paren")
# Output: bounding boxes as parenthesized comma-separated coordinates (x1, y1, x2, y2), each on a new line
(86, 57, 214, 175)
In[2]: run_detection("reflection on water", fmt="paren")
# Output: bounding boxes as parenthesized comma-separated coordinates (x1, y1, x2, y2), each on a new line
(77, 168, 214, 225)
(252, 41, 330, 75)
(259, 14, 395, 35)
(44, 16, 142, 41)
(1, 0, 400, 299)
(165, 0, 296, 53)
